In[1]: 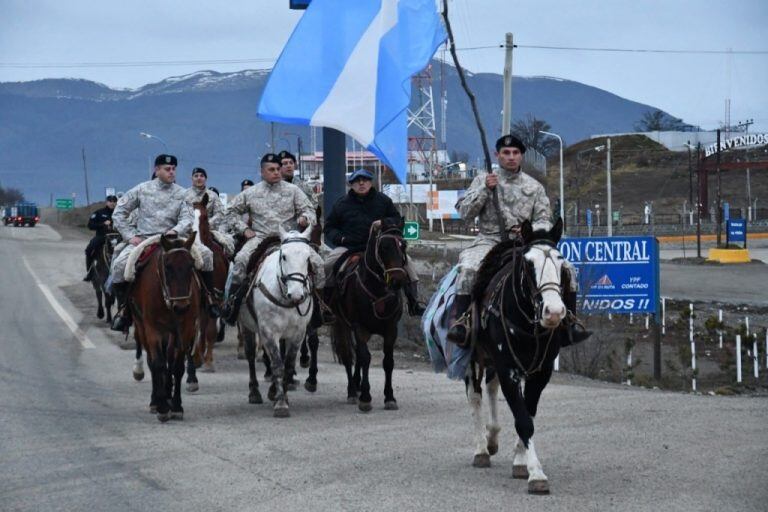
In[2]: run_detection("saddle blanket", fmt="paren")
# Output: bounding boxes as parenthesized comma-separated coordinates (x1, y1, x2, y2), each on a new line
(124, 235, 204, 282)
(211, 230, 235, 257)
(421, 265, 471, 380)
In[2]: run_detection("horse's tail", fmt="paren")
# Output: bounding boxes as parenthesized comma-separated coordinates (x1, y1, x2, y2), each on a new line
(330, 321, 355, 366)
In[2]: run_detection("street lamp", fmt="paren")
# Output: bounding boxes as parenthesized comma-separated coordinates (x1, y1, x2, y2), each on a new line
(139, 131, 169, 152)
(284, 131, 304, 178)
(539, 130, 564, 233)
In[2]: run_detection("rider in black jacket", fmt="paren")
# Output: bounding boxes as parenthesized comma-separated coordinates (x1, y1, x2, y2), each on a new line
(323, 169, 425, 316)
(83, 195, 117, 281)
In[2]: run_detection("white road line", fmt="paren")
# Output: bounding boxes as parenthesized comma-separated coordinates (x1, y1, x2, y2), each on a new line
(22, 257, 95, 349)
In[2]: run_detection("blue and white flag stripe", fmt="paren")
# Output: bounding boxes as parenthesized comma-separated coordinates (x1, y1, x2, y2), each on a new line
(258, 0, 446, 184)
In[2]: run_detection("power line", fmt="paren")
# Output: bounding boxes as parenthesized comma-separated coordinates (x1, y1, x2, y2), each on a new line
(0, 58, 276, 69)
(516, 44, 767, 55)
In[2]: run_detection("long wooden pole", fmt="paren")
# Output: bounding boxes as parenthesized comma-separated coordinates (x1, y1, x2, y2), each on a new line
(441, 0, 507, 241)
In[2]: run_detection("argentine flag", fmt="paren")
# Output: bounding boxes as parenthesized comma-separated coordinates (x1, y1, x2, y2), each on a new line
(257, 0, 446, 184)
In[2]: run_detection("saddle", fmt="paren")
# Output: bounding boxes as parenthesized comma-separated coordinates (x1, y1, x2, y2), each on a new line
(246, 236, 281, 280)
(332, 250, 362, 293)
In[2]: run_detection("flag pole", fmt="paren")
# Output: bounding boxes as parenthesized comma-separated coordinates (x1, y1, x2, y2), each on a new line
(441, 0, 507, 241)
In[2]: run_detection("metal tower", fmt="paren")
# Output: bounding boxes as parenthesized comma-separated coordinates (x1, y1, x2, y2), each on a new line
(407, 65, 438, 183)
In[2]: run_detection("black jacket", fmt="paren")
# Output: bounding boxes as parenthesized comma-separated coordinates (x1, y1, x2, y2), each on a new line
(87, 206, 114, 237)
(324, 188, 402, 248)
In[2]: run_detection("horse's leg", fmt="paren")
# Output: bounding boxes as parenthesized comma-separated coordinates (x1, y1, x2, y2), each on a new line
(236, 323, 246, 360)
(263, 336, 289, 418)
(284, 339, 299, 392)
(354, 330, 372, 412)
(263, 349, 273, 380)
(105, 291, 114, 324)
(513, 363, 554, 494)
(382, 327, 398, 410)
(485, 369, 501, 457)
(333, 323, 357, 404)
(466, 362, 490, 468)
(304, 326, 319, 393)
(216, 318, 226, 343)
(299, 333, 310, 368)
(133, 336, 145, 382)
(243, 328, 262, 404)
(202, 319, 216, 373)
(94, 286, 104, 319)
(170, 340, 185, 420)
(146, 334, 170, 422)
(186, 351, 199, 392)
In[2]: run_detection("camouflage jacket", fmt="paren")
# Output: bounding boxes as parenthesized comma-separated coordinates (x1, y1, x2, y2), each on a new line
(285, 176, 317, 208)
(225, 180, 316, 237)
(113, 179, 193, 240)
(458, 169, 551, 235)
(185, 186, 226, 231)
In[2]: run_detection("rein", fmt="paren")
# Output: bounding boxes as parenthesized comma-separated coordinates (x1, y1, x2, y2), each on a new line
(256, 237, 312, 316)
(349, 226, 405, 320)
(157, 247, 196, 310)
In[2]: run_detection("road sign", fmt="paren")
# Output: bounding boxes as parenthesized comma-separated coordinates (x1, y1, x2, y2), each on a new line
(403, 221, 420, 240)
(105, 187, 116, 197)
(558, 236, 659, 314)
(56, 198, 74, 210)
(726, 219, 746, 244)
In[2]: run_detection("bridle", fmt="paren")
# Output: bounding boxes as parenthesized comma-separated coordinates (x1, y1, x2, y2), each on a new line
(157, 246, 197, 310)
(257, 236, 312, 316)
(350, 225, 407, 320)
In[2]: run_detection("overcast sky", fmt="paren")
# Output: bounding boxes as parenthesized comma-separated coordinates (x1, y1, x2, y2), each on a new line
(2, 0, 766, 132)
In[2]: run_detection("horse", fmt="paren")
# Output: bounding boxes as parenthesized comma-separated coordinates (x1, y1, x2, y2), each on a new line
(184, 194, 230, 394)
(90, 231, 120, 324)
(238, 226, 316, 417)
(130, 233, 203, 422)
(464, 218, 572, 494)
(330, 220, 409, 412)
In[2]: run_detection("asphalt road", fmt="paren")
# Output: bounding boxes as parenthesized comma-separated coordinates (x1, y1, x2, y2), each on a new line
(1, 224, 766, 511)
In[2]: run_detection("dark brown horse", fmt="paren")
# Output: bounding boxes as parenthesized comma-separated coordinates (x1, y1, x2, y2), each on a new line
(90, 231, 120, 324)
(130, 234, 203, 422)
(330, 220, 408, 412)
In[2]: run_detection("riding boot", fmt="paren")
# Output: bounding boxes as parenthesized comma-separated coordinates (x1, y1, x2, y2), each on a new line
(224, 282, 245, 326)
(110, 282, 132, 332)
(83, 255, 94, 282)
(446, 294, 472, 347)
(201, 271, 221, 318)
(403, 281, 427, 317)
(561, 290, 592, 347)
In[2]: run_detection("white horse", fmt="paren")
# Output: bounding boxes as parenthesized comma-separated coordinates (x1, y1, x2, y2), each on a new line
(238, 226, 315, 418)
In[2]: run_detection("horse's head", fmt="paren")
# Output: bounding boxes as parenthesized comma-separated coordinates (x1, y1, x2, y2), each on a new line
(369, 218, 408, 290)
(159, 232, 198, 314)
(277, 224, 313, 305)
(520, 218, 567, 329)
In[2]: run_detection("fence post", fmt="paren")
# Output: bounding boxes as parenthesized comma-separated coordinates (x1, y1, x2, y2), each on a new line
(736, 334, 742, 383)
(689, 303, 696, 391)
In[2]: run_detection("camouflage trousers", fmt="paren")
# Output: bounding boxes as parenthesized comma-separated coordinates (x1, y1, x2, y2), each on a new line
(232, 235, 325, 290)
(110, 239, 213, 284)
(323, 246, 419, 287)
(455, 234, 577, 295)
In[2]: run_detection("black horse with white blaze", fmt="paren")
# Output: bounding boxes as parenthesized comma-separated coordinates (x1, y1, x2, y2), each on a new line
(465, 218, 583, 494)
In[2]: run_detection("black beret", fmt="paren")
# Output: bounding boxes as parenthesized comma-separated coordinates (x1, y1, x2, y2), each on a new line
(240, 179, 254, 190)
(106, 195, 118, 202)
(208, 186, 219, 195)
(261, 153, 280, 165)
(277, 150, 297, 163)
(192, 167, 207, 178)
(154, 154, 178, 166)
(495, 134, 526, 154)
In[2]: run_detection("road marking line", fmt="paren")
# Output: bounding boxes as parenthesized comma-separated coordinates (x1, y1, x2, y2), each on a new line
(22, 257, 95, 349)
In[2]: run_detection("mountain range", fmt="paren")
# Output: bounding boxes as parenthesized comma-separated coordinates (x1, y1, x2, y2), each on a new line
(0, 62, 679, 205)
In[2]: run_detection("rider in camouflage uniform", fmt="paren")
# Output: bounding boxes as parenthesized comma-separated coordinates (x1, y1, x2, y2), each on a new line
(278, 150, 317, 208)
(223, 153, 326, 325)
(109, 154, 219, 331)
(446, 135, 587, 346)
(185, 167, 226, 231)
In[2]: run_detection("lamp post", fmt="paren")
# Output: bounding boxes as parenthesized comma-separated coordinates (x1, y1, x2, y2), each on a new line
(139, 132, 169, 177)
(539, 130, 564, 233)
(284, 131, 304, 179)
(576, 143, 606, 235)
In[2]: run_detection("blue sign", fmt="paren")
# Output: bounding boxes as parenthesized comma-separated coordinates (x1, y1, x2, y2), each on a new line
(726, 219, 746, 244)
(558, 236, 659, 314)
(723, 201, 730, 222)
(586, 208, 593, 227)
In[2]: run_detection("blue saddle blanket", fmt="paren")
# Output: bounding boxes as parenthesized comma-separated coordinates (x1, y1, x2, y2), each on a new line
(421, 265, 471, 380)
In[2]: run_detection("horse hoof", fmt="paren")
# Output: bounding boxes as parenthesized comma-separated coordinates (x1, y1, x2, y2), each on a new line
(358, 401, 372, 413)
(249, 391, 263, 404)
(304, 380, 317, 393)
(487, 441, 499, 456)
(149, 405, 158, 413)
(513, 465, 529, 479)
(384, 400, 399, 411)
(133, 370, 144, 382)
(472, 454, 491, 468)
(187, 382, 199, 393)
(97, 310, 104, 319)
(299, 356, 310, 369)
(157, 411, 171, 423)
(347, 396, 357, 404)
(527, 479, 549, 495)
(273, 406, 290, 418)
(201, 363, 215, 373)
(170, 411, 184, 420)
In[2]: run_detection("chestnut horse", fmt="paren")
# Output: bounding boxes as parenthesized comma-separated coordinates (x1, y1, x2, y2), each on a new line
(130, 234, 203, 422)
(330, 221, 408, 412)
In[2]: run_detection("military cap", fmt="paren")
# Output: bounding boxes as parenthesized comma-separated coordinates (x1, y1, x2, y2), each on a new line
(106, 195, 118, 202)
(192, 167, 207, 178)
(495, 134, 526, 154)
(240, 179, 255, 190)
(154, 154, 178, 166)
(277, 150, 297, 163)
(261, 153, 280, 166)
(208, 186, 220, 195)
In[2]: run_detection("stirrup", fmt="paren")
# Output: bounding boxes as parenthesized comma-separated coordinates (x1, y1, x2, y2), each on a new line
(447, 311, 472, 347)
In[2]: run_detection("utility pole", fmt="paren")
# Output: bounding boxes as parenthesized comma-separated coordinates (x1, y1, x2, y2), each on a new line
(687, 140, 693, 207)
(738, 119, 754, 221)
(716, 129, 722, 247)
(606, 137, 613, 237)
(501, 33, 513, 135)
(696, 143, 702, 258)
(81, 146, 91, 206)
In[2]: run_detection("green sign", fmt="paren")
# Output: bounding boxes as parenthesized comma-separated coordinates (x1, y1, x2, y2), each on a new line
(56, 198, 74, 209)
(612, 211, 620, 222)
(404, 221, 420, 240)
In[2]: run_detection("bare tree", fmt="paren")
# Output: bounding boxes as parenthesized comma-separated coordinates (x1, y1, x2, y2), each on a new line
(0, 185, 24, 205)
(510, 114, 560, 156)
(634, 109, 687, 131)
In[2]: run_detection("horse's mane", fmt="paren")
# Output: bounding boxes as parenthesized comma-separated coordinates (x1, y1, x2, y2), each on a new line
(247, 235, 281, 274)
(471, 239, 522, 301)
